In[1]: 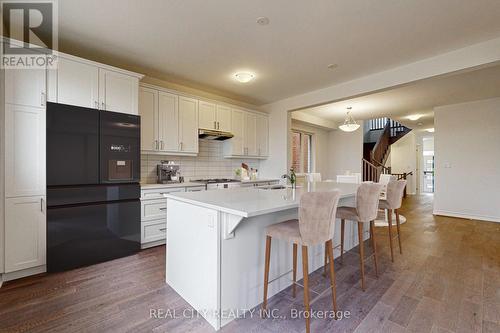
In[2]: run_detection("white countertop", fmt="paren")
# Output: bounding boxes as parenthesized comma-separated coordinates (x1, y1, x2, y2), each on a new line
(140, 182, 205, 190)
(165, 182, 358, 217)
(239, 178, 281, 183)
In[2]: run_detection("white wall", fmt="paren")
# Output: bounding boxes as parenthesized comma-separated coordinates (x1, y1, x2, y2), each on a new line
(390, 132, 417, 195)
(326, 123, 364, 180)
(259, 37, 500, 179)
(434, 97, 500, 222)
(291, 120, 330, 178)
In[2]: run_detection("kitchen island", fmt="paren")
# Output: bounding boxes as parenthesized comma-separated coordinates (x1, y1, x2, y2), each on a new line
(165, 182, 362, 330)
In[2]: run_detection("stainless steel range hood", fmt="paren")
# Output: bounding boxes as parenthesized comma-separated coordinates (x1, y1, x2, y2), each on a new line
(198, 129, 234, 141)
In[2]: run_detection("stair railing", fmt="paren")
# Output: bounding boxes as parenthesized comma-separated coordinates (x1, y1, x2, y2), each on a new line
(362, 158, 382, 182)
(370, 119, 391, 165)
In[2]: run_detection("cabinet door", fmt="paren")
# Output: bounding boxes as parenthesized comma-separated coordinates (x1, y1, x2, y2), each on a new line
(216, 105, 232, 132)
(139, 87, 158, 151)
(5, 104, 46, 197)
(5, 196, 46, 273)
(99, 69, 139, 115)
(227, 109, 245, 155)
(257, 114, 269, 157)
(198, 101, 216, 130)
(5, 66, 46, 108)
(178, 96, 199, 153)
(158, 92, 179, 151)
(245, 113, 258, 156)
(57, 56, 99, 108)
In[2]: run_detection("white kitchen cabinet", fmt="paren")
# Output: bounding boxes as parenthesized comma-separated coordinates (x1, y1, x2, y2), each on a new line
(198, 101, 217, 130)
(57, 56, 99, 108)
(99, 68, 139, 115)
(256, 113, 269, 157)
(5, 67, 46, 108)
(4, 104, 46, 198)
(4, 196, 46, 273)
(158, 91, 179, 152)
(224, 109, 245, 156)
(139, 87, 158, 151)
(216, 105, 232, 132)
(244, 112, 258, 156)
(178, 96, 199, 153)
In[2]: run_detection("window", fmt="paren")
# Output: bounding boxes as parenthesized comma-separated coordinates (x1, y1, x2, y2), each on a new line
(291, 130, 312, 173)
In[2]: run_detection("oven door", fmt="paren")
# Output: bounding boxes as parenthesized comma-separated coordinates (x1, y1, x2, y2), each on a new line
(100, 111, 140, 183)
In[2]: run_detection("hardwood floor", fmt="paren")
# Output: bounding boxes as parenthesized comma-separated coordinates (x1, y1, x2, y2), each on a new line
(1, 194, 499, 333)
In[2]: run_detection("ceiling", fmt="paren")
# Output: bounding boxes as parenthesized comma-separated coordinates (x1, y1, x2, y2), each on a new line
(296, 63, 500, 131)
(52, 0, 500, 105)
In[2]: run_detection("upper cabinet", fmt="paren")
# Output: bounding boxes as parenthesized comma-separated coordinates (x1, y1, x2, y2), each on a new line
(178, 96, 199, 153)
(57, 56, 99, 108)
(158, 91, 179, 152)
(139, 87, 158, 151)
(47, 52, 143, 114)
(224, 109, 268, 159)
(256, 114, 269, 157)
(99, 69, 139, 115)
(5, 65, 46, 108)
(198, 101, 232, 132)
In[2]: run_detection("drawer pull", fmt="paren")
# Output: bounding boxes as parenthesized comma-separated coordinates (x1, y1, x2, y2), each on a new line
(159, 207, 167, 211)
(159, 228, 166, 232)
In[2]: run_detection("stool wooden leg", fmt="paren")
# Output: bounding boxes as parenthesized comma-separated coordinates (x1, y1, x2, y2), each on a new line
(302, 245, 311, 333)
(323, 242, 328, 276)
(387, 209, 394, 262)
(326, 239, 338, 316)
(340, 219, 345, 263)
(370, 220, 379, 278)
(357, 222, 366, 291)
(262, 236, 272, 311)
(395, 209, 403, 254)
(292, 243, 297, 298)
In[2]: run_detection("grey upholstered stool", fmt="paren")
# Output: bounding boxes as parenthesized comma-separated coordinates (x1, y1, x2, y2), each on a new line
(379, 180, 407, 262)
(262, 191, 341, 333)
(334, 182, 383, 291)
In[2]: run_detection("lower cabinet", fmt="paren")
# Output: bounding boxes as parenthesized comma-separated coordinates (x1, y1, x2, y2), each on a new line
(4, 196, 46, 273)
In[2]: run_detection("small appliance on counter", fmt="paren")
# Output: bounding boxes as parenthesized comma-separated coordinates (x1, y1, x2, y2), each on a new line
(157, 161, 182, 184)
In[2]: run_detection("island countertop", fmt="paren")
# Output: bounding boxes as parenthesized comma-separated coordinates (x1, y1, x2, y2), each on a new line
(165, 181, 358, 217)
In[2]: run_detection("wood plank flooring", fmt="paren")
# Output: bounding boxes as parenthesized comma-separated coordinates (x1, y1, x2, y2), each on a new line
(1, 194, 499, 333)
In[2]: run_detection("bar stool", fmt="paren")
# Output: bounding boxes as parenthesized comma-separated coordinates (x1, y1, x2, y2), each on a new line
(262, 191, 341, 333)
(379, 180, 407, 262)
(334, 183, 383, 291)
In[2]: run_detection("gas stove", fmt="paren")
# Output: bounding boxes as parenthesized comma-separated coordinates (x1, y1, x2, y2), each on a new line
(191, 178, 241, 190)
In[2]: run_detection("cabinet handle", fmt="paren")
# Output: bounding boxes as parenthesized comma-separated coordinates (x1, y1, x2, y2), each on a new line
(160, 140, 164, 150)
(94, 101, 98, 109)
(217, 122, 220, 130)
(214, 121, 217, 129)
(159, 207, 167, 211)
(153, 140, 157, 150)
(40, 197, 44, 212)
(101, 102, 105, 110)
(40, 92, 45, 106)
(159, 228, 166, 232)
(180, 142, 183, 151)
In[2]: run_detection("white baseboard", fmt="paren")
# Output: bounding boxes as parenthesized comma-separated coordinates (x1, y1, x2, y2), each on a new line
(2, 265, 46, 282)
(433, 210, 500, 223)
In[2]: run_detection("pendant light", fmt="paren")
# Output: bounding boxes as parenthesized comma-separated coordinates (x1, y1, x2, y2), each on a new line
(339, 107, 360, 132)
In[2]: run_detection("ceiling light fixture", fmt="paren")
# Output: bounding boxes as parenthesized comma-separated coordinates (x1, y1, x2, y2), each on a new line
(426, 128, 435, 133)
(256, 17, 270, 25)
(233, 72, 255, 83)
(327, 63, 338, 70)
(407, 114, 422, 121)
(339, 107, 360, 132)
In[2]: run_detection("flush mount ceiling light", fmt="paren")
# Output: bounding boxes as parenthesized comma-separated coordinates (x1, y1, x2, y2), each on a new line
(233, 72, 255, 83)
(407, 114, 422, 121)
(327, 63, 338, 70)
(426, 128, 435, 133)
(256, 16, 270, 25)
(339, 107, 360, 132)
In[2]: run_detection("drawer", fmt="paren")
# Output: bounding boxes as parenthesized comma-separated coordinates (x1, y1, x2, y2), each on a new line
(141, 187, 185, 200)
(141, 220, 166, 243)
(141, 198, 167, 221)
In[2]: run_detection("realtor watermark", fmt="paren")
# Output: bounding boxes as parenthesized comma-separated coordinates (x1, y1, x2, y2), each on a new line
(150, 308, 351, 321)
(1, 0, 58, 69)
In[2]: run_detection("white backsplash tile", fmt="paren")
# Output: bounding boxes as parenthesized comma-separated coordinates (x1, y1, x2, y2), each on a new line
(141, 140, 261, 183)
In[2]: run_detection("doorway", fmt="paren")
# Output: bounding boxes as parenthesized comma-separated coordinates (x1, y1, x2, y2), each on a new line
(421, 136, 435, 193)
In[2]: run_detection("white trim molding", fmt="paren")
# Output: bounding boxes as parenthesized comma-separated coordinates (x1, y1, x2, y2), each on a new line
(433, 210, 500, 223)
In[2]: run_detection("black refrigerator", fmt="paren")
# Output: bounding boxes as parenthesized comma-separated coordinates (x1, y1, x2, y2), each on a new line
(46, 102, 141, 272)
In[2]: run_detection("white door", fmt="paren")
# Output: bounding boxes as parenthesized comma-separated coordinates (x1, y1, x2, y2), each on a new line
(99, 69, 139, 115)
(245, 113, 258, 156)
(216, 105, 232, 132)
(5, 104, 46, 197)
(139, 87, 158, 151)
(5, 67, 46, 108)
(178, 96, 199, 153)
(57, 56, 99, 108)
(5, 196, 46, 273)
(228, 109, 245, 155)
(158, 91, 179, 151)
(256, 114, 269, 157)
(198, 101, 216, 130)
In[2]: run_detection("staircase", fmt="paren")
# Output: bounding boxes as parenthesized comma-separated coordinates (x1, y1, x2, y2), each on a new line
(362, 118, 412, 184)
